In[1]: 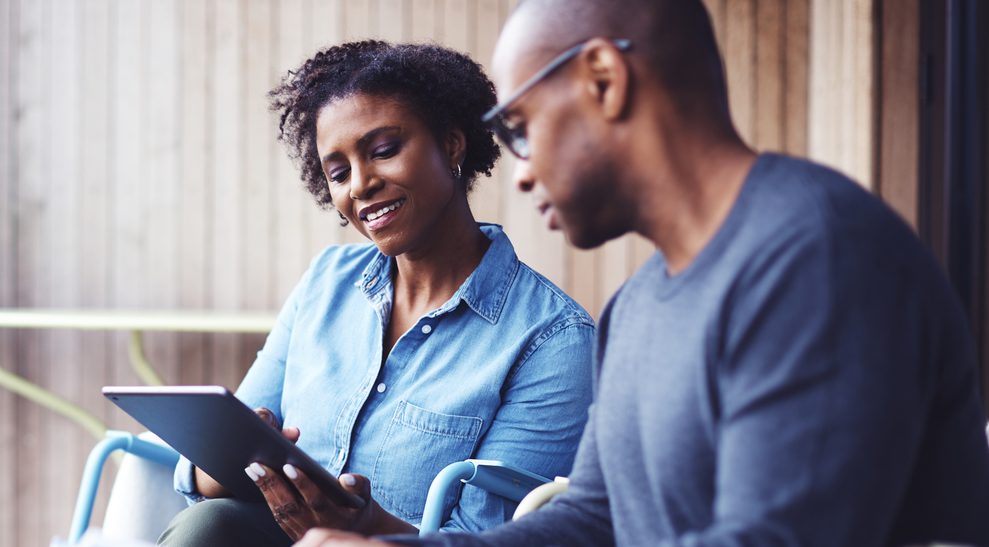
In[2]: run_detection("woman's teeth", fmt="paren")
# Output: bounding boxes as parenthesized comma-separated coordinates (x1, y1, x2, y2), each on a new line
(365, 199, 405, 221)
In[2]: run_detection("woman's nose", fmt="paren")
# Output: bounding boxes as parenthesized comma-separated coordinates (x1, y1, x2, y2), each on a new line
(349, 166, 381, 200)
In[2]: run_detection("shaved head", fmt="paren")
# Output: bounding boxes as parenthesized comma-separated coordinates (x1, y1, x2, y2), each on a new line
(501, 0, 728, 117)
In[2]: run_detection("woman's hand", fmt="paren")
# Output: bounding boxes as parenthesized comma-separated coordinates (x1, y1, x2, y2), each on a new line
(247, 464, 417, 540)
(194, 407, 298, 499)
(293, 528, 398, 547)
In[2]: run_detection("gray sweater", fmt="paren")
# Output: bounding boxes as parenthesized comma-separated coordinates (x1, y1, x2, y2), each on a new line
(391, 154, 989, 546)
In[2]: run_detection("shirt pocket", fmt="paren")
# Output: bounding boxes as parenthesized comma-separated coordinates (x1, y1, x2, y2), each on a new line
(371, 400, 483, 522)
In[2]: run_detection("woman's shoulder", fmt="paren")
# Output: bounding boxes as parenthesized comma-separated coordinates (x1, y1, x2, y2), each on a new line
(511, 260, 594, 329)
(303, 242, 381, 285)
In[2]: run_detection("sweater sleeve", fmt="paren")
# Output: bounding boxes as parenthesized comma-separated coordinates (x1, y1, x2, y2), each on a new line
(671, 223, 948, 546)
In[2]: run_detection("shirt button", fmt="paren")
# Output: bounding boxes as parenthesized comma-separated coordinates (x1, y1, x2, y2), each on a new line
(376, 383, 386, 393)
(336, 449, 346, 463)
(421, 324, 432, 334)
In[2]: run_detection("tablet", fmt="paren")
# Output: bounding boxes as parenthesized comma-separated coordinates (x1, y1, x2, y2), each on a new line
(103, 385, 364, 508)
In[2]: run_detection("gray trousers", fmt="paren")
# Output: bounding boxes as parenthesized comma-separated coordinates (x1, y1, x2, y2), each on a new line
(157, 498, 293, 547)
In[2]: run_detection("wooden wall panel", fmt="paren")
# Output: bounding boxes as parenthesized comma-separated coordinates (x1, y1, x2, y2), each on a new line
(78, 0, 116, 527)
(0, 1, 14, 545)
(809, 0, 875, 188)
(46, 0, 82, 534)
(877, 0, 919, 228)
(177, 0, 211, 387)
(13, 0, 50, 543)
(0, 1, 896, 543)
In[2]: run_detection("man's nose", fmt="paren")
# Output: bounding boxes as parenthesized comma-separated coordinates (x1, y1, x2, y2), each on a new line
(512, 159, 535, 193)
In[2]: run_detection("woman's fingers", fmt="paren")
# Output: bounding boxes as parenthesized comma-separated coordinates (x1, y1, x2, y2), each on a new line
(249, 462, 309, 540)
(254, 407, 281, 429)
(283, 464, 334, 514)
(338, 473, 371, 502)
(283, 426, 301, 443)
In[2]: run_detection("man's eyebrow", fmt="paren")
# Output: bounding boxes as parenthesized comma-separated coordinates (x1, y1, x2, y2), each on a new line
(321, 126, 402, 164)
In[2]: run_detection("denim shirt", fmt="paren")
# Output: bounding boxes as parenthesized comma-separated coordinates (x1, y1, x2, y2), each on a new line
(174, 224, 595, 532)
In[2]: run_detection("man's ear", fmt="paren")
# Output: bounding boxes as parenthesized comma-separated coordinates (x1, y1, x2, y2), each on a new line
(444, 128, 467, 170)
(579, 37, 630, 121)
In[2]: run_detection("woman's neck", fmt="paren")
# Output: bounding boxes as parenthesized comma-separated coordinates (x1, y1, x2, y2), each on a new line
(390, 200, 490, 313)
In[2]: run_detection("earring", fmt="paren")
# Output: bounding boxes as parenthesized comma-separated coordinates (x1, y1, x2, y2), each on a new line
(336, 209, 349, 226)
(451, 163, 462, 180)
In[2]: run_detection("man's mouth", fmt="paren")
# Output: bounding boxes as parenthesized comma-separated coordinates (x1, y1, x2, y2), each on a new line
(360, 198, 407, 222)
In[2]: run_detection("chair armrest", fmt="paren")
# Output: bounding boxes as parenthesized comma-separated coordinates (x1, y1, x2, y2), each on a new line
(419, 460, 550, 535)
(512, 477, 569, 520)
(68, 431, 180, 544)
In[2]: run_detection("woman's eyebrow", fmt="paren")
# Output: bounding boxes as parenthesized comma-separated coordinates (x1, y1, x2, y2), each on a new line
(321, 125, 401, 164)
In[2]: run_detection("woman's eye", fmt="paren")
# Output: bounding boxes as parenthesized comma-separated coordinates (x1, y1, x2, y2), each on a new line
(328, 168, 350, 183)
(372, 143, 400, 159)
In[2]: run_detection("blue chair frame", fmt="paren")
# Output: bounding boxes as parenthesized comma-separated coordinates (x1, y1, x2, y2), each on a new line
(419, 459, 550, 535)
(69, 435, 547, 543)
(68, 430, 180, 545)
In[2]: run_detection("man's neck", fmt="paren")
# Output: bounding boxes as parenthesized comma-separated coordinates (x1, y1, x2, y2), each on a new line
(631, 123, 757, 275)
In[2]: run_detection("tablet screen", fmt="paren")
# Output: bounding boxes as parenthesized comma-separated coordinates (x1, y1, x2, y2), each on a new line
(103, 385, 364, 508)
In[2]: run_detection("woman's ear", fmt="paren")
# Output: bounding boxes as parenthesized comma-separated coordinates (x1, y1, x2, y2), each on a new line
(444, 128, 467, 170)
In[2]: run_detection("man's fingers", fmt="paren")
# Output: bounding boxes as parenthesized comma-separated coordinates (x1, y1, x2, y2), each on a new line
(294, 528, 391, 547)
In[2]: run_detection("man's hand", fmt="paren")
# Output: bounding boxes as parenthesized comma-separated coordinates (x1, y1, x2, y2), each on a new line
(294, 528, 398, 547)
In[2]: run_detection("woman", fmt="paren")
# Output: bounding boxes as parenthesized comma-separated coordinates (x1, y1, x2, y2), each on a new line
(159, 41, 594, 546)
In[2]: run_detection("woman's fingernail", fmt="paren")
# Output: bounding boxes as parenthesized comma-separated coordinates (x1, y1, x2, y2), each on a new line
(250, 462, 266, 477)
(283, 463, 298, 480)
(245, 466, 258, 482)
(341, 474, 357, 487)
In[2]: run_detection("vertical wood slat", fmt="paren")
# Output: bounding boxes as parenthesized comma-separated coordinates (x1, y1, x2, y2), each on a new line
(467, 0, 506, 225)
(210, 0, 243, 390)
(78, 0, 116, 526)
(146, 0, 181, 386)
(784, 0, 810, 156)
(755, 0, 784, 150)
(305, 1, 348, 257)
(110, 0, 146, 413)
(178, 0, 210, 385)
(0, 0, 15, 543)
(46, 0, 82, 534)
(878, 0, 919, 228)
(724, 0, 756, 144)
(13, 0, 50, 543)
(808, 0, 875, 188)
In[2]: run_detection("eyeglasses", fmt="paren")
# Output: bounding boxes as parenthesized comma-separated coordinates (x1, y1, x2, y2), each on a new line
(482, 38, 632, 160)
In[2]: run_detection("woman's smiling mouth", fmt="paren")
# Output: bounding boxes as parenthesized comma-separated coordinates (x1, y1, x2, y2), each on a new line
(360, 198, 407, 230)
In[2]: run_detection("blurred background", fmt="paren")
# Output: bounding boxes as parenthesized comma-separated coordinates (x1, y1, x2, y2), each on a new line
(0, 0, 986, 544)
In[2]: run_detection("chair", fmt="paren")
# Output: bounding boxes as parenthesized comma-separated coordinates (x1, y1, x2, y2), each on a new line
(68, 431, 185, 545)
(68, 434, 556, 544)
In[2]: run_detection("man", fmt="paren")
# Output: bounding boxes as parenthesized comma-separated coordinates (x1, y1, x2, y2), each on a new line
(298, 0, 989, 544)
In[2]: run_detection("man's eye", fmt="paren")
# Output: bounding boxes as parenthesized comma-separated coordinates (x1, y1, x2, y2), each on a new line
(505, 119, 526, 138)
(329, 168, 350, 183)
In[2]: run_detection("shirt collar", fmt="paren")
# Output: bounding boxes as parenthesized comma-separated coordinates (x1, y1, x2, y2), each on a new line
(356, 224, 519, 324)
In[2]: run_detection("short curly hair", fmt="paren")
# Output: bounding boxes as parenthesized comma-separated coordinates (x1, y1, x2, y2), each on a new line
(269, 40, 501, 209)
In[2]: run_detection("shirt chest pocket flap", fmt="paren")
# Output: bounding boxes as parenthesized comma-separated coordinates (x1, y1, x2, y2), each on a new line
(371, 400, 483, 522)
